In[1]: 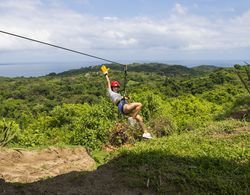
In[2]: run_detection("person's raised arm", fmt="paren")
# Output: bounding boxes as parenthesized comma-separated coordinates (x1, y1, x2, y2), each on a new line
(105, 74, 111, 89)
(101, 65, 111, 89)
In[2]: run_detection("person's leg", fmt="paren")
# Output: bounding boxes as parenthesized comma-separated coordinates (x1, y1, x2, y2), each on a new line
(123, 102, 142, 118)
(134, 114, 148, 133)
(132, 113, 152, 138)
(123, 102, 152, 138)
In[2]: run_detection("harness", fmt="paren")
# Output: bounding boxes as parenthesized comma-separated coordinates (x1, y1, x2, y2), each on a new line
(116, 64, 129, 115)
(117, 98, 128, 114)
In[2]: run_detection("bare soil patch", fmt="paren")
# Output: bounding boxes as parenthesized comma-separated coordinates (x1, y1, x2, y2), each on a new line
(0, 147, 96, 183)
(0, 147, 154, 195)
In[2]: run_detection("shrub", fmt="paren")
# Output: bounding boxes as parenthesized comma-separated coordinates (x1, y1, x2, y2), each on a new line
(109, 122, 141, 147)
(0, 118, 20, 146)
(15, 101, 116, 149)
(219, 95, 250, 121)
(149, 116, 176, 137)
(169, 95, 223, 131)
(68, 103, 114, 150)
(131, 92, 163, 120)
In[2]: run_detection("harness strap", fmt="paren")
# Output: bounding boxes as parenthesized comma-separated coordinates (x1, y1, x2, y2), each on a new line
(116, 97, 125, 106)
(123, 65, 128, 96)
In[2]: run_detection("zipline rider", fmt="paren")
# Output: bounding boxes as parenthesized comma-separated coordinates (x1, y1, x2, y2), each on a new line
(101, 65, 152, 139)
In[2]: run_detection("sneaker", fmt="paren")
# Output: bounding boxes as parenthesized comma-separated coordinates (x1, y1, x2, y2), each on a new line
(142, 132, 152, 139)
(128, 117, 137, 127)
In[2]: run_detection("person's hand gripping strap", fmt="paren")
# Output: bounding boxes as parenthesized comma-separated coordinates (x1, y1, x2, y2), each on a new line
(101, 65, 109, 76)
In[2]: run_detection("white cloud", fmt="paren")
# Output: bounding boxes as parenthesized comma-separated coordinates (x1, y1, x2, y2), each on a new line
(0, 1, 249, 61)
(172, 3, 188, 15)
(0, 0, 42, 11)
(103, 17, 118, 22)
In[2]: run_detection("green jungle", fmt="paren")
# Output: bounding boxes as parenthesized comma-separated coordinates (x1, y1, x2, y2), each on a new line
(0, 63, 249, 194)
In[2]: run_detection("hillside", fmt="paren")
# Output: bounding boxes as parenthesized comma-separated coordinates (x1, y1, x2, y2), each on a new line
(56, 63, 218, 76)
(0, 63, 249, 194)
(0, 119, 249, 194)
(191, 65, 221, 73)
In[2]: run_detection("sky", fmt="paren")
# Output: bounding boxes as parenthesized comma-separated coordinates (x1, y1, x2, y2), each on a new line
(0, 0, 250, 76)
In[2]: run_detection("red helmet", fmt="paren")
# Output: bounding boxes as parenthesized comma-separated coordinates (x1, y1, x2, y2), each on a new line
(111, 80, 120, 87)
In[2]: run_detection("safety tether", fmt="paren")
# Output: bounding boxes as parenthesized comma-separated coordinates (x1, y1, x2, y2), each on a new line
(122, 64, 128, 97)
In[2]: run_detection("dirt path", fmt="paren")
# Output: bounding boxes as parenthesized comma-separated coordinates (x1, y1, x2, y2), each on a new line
(0, 147, 154, 195)
(0, 147, 96, 183)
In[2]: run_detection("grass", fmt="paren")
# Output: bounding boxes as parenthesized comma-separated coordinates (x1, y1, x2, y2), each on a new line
(103, 119, 250, 194)
(91, 149, 112, 166)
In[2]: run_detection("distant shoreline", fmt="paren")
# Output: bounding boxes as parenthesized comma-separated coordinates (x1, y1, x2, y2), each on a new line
(0, 59, 248, 77)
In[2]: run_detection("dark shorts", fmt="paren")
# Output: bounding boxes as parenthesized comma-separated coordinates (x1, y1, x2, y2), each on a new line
(117, 99, 128, 114)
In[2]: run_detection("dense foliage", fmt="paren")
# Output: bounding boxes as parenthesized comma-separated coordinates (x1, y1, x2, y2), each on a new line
(0, 63, 249, 150)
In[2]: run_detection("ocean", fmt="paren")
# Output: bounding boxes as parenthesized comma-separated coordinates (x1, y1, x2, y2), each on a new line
(0, 59, 248, 77)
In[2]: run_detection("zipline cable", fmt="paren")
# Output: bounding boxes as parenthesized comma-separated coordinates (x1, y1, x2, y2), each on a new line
(0, 30, 129, 94)
(0, 30, 123, 66)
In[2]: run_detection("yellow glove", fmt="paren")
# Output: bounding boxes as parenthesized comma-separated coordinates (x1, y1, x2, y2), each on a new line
(101, 65, 109, 75)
